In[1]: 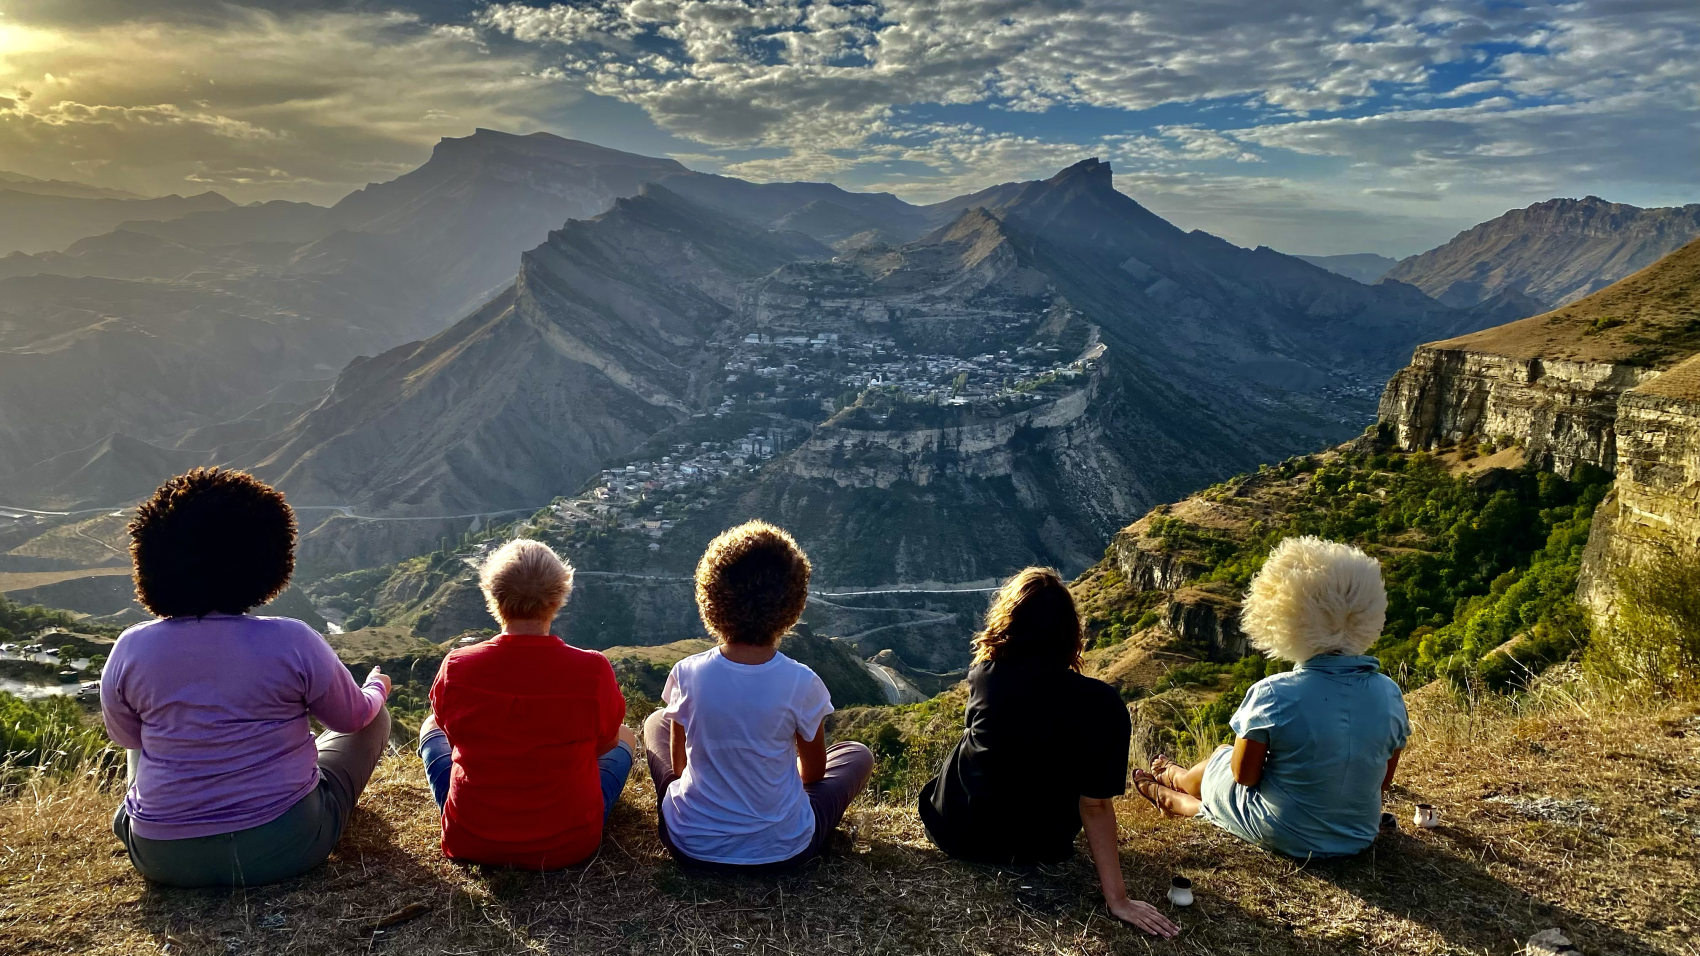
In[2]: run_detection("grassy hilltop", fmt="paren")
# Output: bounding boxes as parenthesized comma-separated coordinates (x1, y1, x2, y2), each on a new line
(2, 434, 1699, 952)
(2, 670, 1694, 955)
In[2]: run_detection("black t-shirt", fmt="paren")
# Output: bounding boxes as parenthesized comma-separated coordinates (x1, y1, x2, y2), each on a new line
(918, 659, 1132, 865)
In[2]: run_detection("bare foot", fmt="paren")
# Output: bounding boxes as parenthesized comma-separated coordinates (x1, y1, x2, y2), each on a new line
(1150, 754, 1184, 790)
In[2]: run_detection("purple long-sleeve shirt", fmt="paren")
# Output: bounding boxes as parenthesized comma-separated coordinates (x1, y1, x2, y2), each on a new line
(101, 613, 388, 840)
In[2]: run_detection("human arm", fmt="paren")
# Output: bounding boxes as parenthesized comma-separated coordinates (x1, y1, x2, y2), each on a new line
(670, 718, 688, 776)
(1382, 748, 1403, 791)
(796, 721, 827, 784)
(302, 628, 389, 733)
(98, 649, 143, 750)
(597, 657, 628, 755)
(1079, 796, 1180, 938)
(1231, 737, 1269, 787)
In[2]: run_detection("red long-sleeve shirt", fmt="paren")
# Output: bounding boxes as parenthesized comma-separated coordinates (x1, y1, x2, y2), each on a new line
(429, 633, 626, 868)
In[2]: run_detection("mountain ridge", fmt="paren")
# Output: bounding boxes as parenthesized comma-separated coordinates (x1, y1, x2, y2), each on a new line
(1384, 196, 1700, 309)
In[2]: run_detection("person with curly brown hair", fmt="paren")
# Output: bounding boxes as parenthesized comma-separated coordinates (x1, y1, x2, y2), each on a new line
(101, 468, 392, 888)
(642, 520, 873, 870)
(918, 568, 1179, 938)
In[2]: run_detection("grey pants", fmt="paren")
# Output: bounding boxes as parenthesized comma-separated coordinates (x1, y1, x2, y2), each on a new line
(643, 709, 873, 872)
(113, 708, 391, 888)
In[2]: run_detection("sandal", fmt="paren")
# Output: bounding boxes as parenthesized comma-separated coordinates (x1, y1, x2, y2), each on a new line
(1131, 769, 1171, 815)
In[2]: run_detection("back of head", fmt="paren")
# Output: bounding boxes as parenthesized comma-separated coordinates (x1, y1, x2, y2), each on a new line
(972, 567, 1084, 670)
(695, 520, 812, 646)
(1241, 536, 1387, 664)
(480, 539, 574, 624)
(129, 468, 297, 618)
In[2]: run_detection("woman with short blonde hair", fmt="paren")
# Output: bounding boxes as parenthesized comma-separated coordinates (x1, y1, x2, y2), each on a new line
(1133, 536, 1411, 859)
(919, 568, 1178, 938)
(418, 538, 637, 869)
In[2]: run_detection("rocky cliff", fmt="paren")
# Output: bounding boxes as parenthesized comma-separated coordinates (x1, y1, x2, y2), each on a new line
(782, 367, 1098, 489)
(1378, 239, 1700, 629)
(1377, 348, 1657, 475)
(1578, 354, 1700, 615)
(1378, 239, 1700, 474)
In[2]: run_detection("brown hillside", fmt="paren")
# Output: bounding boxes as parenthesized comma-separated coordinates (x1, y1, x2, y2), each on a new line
(1431, 237, 1700, 366)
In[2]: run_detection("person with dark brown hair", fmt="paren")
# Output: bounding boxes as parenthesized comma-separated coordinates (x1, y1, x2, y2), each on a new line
(918, 568, 1179, 938)
(642, 520, 873, 870)
(101, 468, 392, 887)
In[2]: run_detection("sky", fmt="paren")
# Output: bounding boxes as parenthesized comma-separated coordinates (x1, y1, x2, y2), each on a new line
(0, 1, 1693, 256)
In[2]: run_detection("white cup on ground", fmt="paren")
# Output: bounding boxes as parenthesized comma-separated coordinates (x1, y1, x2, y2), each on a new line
(1167, 876, 1194, 907)
(1414, 804, 1440, 828)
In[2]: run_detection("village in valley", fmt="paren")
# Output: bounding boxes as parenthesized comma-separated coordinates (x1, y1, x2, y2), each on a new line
(540, 327, 1096, 547)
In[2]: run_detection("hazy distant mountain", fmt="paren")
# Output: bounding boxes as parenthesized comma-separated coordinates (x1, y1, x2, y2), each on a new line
(0, 132, 716, 488)
(0, 189, 234, 255)
(0, 170, 145, 200)
(1384, 197, 1700, 309)
(1295, 252, 1397, 284)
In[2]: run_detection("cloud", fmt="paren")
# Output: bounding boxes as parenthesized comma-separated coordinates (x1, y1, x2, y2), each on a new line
(0, 7, 574, 201)
(1, 0, 1691, 253)
(477, 0, 1697, 238)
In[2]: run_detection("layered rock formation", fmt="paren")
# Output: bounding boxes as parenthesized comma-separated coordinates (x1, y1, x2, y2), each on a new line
(1578, 354, 1700, 614)
(1378, 239, 1700, 474)
(1377, 348, 1657, 475)
(1377, 239, 1700, 622)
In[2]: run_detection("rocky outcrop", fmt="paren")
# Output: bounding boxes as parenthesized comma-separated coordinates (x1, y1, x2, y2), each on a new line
(1378, 239, 1700, 475)
(1578, 354, 1700, 615)
(1111, 530, 1206, 591)
(1377, 346, 1658, 474)
(1165, 589, 1247, 663)
(782, 375, 1096, 489)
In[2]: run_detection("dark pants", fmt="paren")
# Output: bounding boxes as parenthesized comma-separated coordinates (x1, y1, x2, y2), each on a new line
(113, 707, 391, 888)
(642, 709, 873, 873)
(417, 725, 634, 820)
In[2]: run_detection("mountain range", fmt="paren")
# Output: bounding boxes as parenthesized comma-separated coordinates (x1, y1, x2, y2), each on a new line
(237, 158, 1519, 580)
(3, 131, 1692, 590)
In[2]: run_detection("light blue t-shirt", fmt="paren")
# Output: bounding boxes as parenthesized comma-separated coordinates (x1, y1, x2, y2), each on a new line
(1199, 654, 1410, 858)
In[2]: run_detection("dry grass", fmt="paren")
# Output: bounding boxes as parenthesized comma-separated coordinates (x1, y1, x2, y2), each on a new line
(3, 682, 1696, 956)
(0, 568, 132, 594)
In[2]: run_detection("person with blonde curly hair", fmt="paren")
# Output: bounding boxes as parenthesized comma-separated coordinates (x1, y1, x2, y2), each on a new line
(918, 568, 1179, 939)
(642, 521, 873, 871)
(1131, 536, 1411, 859)
(418, 538, 636, 869)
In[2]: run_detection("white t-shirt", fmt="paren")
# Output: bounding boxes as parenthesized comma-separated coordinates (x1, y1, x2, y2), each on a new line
(658, 647, 835, 864)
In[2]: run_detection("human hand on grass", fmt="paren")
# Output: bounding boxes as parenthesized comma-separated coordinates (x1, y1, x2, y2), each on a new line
(1107, 896, 1180, 938)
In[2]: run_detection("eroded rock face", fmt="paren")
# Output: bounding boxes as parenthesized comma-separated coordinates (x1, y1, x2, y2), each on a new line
(782, 376, 1096, 488)
(1377, 345, 1658, 475)
(1578, 356, 1700, 615)
(1165, 589, 1246, 663)
(1112, 531, 1206, 592)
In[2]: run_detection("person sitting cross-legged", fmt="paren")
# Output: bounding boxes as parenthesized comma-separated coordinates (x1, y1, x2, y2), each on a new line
(918, 567, 1179, 939)
(1132, 536, 1411, 860)
(104, 468, 392, 888)
(643, 520, 874, 871)
(418, 539, 636, 869)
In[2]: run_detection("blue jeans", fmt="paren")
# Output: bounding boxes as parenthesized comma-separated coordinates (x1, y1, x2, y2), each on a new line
(419, 726, 633, 821)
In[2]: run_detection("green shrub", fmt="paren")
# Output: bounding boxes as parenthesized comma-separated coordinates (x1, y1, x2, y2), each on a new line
(0, 693, 117, 784)
(1587, 549, 1700, 694)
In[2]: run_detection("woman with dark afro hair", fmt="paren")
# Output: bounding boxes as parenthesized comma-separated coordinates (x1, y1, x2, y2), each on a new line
(101, 468, 392, 887)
